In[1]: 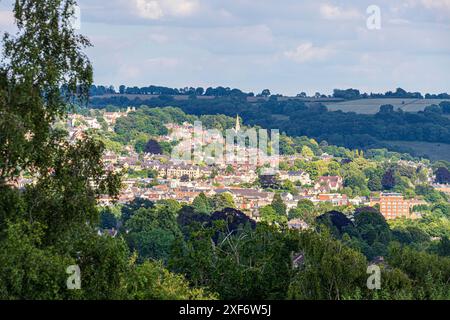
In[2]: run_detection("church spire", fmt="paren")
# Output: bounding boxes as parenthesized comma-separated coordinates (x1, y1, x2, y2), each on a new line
(235, 114, 241, 132)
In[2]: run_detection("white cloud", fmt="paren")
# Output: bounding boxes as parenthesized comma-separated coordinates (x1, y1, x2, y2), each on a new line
(421, 0, 450, 10)
(135, 0, 163, 19)
(284, 43, 333, 63)
(319, 3, 362, 20)
(401, 0, 450, 12)
(134, 0, 199, 20)
(164, 0, 199, 16)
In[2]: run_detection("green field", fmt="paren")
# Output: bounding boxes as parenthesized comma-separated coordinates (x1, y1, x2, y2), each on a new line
(384, 140, 450, 161)
(325, 98, 450, 114)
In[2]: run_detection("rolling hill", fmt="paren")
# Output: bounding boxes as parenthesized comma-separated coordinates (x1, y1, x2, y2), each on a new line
(324, 98, 450, 114)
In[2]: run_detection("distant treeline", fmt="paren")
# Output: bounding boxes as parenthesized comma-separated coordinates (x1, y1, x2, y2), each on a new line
(90, 85, 260, 98)
(89, 84, 450, 100)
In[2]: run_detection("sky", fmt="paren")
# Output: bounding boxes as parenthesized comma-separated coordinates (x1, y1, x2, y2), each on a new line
(0, 0, 450, 96)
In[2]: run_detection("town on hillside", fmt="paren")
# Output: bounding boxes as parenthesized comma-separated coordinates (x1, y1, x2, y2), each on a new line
(10, 107, 448, 231)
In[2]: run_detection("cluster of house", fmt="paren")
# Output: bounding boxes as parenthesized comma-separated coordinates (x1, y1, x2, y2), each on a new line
(168, 118, 280, 169)
(67, 108, 135, 141)
(6, 111, 438, 227)
(100, 150, 365, 217)
(98, 148, 432, 222)
(9, 115, 432, 224)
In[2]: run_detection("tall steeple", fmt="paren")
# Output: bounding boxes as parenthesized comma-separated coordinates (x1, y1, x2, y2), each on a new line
(235, 114, 241, 132)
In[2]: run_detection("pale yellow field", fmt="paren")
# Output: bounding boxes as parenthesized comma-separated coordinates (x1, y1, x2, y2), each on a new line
(325, 99, 450, 114)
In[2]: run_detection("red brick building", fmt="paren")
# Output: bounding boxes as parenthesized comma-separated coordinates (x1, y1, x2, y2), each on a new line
(371, 193, 426, 220)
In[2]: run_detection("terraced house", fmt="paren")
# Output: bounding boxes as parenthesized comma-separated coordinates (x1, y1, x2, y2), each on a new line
(157, 164, 212, 180)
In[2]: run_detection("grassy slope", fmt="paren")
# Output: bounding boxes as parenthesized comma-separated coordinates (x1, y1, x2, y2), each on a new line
(325, 98, 450, 114)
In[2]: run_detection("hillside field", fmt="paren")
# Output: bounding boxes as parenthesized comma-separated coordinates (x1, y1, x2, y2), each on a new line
(325, 98, 450, 114)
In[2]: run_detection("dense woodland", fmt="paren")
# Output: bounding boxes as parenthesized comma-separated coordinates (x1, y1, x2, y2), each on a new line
(96, 196, 450, 300)
(89, 93, 450, 155)
(1, 1, 449, 300)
